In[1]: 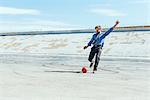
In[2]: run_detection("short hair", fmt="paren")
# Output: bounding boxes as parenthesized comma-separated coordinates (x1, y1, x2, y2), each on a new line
(95, 25, 101, 29)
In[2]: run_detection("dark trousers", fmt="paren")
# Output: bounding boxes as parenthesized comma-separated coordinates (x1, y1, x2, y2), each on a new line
(88, 46, 102, 68)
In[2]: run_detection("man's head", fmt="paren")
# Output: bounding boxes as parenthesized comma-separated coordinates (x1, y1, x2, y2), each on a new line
(95, 25, 102, 33)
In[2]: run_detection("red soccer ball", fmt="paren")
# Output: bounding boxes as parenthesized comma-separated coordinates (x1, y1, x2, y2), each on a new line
(82, 67, 88, 73)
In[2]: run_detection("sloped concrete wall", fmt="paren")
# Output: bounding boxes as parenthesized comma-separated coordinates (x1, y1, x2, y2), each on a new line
(0, 31, 149, 60)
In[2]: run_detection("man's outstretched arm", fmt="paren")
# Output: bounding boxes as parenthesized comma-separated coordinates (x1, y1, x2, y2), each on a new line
(102, 20, 120, 38)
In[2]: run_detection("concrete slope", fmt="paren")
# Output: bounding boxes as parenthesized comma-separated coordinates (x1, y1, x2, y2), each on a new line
(0, 31, 149, 61)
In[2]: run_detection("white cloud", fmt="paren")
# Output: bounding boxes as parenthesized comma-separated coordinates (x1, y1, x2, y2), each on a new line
(0, 20, 81, 32)
(90, 8, 127, 17)
(0, 6, 40, 15)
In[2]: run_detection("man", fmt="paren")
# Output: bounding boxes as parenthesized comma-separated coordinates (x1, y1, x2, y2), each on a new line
(84, 21, 119, 73)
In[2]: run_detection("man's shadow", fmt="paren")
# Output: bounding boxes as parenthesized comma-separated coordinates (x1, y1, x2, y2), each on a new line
(44, 70, 81, 73)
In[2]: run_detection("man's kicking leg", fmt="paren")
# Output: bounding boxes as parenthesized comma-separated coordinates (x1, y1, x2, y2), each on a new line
(88, 46, 96, 68)
(93, 47, 102, 72)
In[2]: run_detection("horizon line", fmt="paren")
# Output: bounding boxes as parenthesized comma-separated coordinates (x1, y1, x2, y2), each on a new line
(0, 25, 150, 36)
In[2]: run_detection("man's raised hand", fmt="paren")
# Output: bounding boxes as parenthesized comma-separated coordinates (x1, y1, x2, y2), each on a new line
(112, 20, 120, 29)
(116, 20, 119, 25)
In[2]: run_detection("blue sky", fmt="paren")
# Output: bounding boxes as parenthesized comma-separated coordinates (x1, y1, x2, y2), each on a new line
(0, 0, 149, 32)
